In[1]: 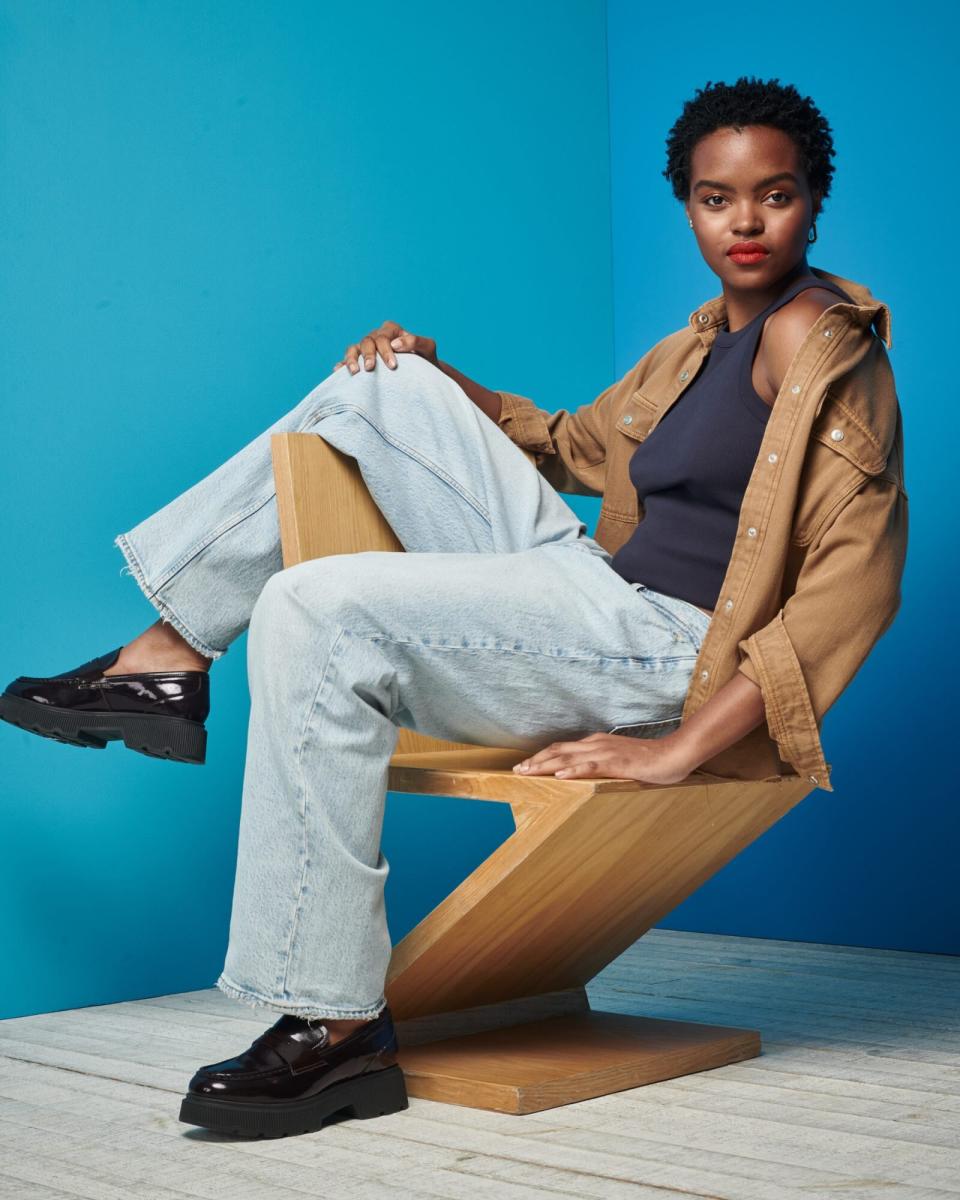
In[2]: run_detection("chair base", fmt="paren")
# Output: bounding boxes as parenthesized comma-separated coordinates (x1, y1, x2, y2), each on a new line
(394, 1008, 760, 1114)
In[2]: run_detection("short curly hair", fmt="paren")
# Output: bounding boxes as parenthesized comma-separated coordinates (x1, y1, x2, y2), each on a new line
(663, 76, 836, 207)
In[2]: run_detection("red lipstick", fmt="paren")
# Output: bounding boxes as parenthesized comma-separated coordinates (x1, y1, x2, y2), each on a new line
(728, 241, 770, 265)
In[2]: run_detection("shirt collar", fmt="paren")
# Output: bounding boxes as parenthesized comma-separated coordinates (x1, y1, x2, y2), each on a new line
(688, 266, 893, 351)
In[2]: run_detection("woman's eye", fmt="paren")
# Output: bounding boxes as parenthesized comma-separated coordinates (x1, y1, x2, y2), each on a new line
(703, 191, 791, 208)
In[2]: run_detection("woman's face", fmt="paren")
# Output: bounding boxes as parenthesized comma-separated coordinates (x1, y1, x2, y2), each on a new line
(684, 124, 821, 291)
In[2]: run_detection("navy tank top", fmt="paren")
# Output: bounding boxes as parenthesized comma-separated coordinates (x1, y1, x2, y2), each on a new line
(609, 264, 853, 612)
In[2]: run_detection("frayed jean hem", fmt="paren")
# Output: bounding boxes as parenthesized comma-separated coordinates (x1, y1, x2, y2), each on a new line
(215, 973, 388, 1020)
(113, 532, 226, 661)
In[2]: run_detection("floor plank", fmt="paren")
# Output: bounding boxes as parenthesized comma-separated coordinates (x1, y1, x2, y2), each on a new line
(1, 929, 957, 1199)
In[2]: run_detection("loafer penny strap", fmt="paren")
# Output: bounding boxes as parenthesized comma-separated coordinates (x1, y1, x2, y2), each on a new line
(259, 1028, 333, 1075)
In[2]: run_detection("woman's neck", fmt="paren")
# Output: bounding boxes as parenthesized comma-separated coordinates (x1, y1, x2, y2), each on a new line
(722, 258, 811, 333)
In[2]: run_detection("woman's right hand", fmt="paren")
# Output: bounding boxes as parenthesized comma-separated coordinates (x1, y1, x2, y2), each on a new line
(334, 320, 439, 375)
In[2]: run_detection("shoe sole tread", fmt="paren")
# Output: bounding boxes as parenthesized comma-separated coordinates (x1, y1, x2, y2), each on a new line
(0, 693, 206, 765)
(178, 1063, 408, 1138)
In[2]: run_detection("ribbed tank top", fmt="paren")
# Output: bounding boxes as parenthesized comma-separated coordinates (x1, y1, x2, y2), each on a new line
(609, 263, 853, 611)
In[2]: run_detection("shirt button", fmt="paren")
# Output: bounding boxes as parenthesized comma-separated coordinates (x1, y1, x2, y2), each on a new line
(747, 526, 758, 538)
(809, 775, 819, 785)
(791, 384, 801, 394)
(623, 414, 633, 425)
(768, 452, 778, 463)
(679, 370, 689, 380)
(724, 599, 733, 610)
(700, 669, 709, 681)
(698, 313, 710, 324)
(830, 428, 844, 441)
(823, 329, 833, 338)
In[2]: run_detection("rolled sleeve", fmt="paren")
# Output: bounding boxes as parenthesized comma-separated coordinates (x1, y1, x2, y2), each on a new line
(737, 476, 908, 791)
(495, 391, 557, 454)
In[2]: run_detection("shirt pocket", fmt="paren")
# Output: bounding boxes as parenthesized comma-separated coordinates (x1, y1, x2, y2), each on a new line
(614, 389, 661, 443)
(810, 390, 889, 474)
(791, 389, 891, 547)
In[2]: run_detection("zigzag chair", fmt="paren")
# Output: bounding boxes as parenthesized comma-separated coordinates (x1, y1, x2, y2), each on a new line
(270, 430, 813, 1115)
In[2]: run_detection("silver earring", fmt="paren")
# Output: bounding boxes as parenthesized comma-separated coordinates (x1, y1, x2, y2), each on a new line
(688, 218, 693, 228)
(807, 222, 818, 244)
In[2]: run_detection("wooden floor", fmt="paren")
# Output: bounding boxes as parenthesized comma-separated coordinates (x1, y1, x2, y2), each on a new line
(0, 928, 957, 1199)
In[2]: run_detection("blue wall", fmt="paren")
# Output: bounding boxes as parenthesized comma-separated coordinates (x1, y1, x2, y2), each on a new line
(1, 1, 952, 1021)
(0, 0, 613, 1019)
(606, 1, 956, 954)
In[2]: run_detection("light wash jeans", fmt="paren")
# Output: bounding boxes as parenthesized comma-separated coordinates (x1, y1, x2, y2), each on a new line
(113, 352, 711, 1020)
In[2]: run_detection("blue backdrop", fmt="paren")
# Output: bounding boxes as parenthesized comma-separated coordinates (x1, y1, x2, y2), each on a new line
(605, 1, 955, 956)
(0, 0, 951, 1021)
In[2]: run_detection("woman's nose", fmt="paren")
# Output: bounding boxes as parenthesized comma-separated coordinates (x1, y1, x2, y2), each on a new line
(731, 208, 763, 234)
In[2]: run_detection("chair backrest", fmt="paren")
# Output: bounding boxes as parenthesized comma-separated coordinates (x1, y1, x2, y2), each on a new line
(271, 430, 538, 756)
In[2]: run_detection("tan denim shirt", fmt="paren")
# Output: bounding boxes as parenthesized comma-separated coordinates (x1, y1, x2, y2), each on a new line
(496, 267, 907, 792)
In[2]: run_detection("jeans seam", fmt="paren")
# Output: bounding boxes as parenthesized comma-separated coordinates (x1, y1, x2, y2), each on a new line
(128, 390, 338, 594)
(147, 489, 277, 595)
(278, 624, 349, 1000)
(304, 403, 493, 526)
(357, 632, 698, 669)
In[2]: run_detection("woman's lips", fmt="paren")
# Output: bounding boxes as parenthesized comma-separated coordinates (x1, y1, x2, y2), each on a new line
(728, 244, 770, 265)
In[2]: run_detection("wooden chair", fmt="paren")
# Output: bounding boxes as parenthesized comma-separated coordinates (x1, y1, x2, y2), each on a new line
(271, 431, 814, 1115)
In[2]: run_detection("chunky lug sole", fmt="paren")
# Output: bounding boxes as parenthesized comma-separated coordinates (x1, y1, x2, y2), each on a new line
(178, 1063, 409, 1138)
(0, 693, 206, 765)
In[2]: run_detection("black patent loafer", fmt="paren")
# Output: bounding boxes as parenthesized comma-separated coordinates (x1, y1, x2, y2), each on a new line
(179, 1005, 408, 1138)
(0, 646, 209, 765)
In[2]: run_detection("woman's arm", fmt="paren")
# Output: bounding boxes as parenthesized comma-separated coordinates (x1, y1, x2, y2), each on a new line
(435, 359, 502, 423)
(512, 671, 766, 784)
(659, 671, 766, 775)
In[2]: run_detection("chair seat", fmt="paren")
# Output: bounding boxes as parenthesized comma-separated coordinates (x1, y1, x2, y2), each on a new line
(387, 745, 723, 799)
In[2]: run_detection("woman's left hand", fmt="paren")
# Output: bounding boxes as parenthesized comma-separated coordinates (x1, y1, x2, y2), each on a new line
(511, 731, 696, 785)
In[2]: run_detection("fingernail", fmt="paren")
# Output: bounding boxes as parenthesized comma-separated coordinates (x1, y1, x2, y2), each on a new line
(389, 358, 396, 368)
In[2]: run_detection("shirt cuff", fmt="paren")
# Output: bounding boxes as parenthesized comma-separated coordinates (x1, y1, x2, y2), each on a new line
(738, 616, 833, 792)
(737, 656, 761, 687)
(496, 390, 556, 454)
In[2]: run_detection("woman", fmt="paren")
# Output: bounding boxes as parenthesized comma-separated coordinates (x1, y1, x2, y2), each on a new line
(0, 76, 907, 1138)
